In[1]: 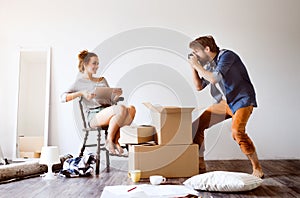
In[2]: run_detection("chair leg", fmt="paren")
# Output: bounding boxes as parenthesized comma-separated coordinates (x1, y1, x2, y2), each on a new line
(106, 149, 110, 170)
(79, 131, 89, 157)
(96, 129, 101, 175)
(105, 130, 110, 171)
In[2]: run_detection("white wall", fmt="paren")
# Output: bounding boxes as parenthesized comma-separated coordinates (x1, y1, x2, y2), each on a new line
(0, 0, 299, 160)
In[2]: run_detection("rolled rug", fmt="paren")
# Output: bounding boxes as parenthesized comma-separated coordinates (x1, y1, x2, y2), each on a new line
(0, 154, 71, 183)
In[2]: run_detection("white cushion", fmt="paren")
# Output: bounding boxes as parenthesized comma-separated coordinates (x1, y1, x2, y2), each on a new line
(183, 171, 263, 192)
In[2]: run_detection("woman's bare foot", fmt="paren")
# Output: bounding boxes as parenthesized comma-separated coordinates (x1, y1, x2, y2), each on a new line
(112, 131, 124, 155)
(105, 140, 116, 155)
(115, 143, 124, 155)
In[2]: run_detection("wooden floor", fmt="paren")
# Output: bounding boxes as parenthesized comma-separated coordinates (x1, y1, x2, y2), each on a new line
(0, 159, 299, 197)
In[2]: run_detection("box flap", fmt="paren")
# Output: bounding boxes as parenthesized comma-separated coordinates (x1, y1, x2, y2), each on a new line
(143, 102, 194, 113)
(143, 102, 164, 113)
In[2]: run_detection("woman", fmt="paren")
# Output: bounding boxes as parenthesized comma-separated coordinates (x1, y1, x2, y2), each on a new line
(61, 50, 136, 155)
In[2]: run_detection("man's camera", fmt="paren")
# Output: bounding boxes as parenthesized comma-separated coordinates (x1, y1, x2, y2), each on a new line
(188, 53, 194, 59)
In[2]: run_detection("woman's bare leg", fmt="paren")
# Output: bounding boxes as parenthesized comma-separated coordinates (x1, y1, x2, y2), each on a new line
(122, 106, 136, 126)
(113, 106, 136, 154)
(90, 105, 127, 154)
(113, 129, 123, 155)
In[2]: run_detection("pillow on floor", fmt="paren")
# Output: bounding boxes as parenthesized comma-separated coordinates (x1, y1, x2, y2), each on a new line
(183, 171, 263, 192)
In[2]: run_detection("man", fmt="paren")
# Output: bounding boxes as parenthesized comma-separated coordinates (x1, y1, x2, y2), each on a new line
(188, 35, 263, 178)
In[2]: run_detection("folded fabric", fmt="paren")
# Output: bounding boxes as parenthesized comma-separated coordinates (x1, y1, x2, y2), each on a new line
(60, 153, 96, 177)
(183, 171, 263, 192)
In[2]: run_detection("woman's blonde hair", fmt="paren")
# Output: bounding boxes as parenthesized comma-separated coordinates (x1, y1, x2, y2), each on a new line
(78, 50, 98, 73)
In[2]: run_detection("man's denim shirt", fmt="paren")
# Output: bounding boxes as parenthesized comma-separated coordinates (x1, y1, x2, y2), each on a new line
(201, 49, 257, 114)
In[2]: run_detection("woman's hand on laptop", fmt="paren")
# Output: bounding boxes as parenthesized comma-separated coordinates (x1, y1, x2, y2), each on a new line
(112, 88, 122, 96)
(112, 88, 122, 102)
(81, 90, 96, 100)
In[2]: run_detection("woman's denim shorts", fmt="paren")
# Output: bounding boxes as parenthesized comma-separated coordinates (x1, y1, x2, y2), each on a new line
(87, 106, 106, 126)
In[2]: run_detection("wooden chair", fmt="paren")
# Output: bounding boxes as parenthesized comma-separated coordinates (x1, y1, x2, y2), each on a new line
(78, 97, 110, 174)
(78, 97, 125, 174)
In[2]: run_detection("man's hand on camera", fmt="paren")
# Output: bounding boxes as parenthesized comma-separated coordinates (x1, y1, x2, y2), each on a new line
(188, 53, 203, 69)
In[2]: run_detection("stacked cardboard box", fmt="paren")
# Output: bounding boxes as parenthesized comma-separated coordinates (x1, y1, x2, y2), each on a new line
(119, 125, 155, 144)
(121, 103, 199, 178)
(129, 144, 199, 178)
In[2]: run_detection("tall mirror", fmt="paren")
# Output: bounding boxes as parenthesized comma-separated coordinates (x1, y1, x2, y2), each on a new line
(14, 47, 51, 159)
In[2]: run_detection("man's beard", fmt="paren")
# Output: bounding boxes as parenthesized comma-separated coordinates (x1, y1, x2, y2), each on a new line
(198, 54, 210, 66)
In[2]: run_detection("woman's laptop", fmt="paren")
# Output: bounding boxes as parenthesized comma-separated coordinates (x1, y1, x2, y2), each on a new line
(94, 87, 122, 101)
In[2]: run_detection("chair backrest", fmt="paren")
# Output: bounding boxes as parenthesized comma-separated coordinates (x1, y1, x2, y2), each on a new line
(78, 97, 88, 129)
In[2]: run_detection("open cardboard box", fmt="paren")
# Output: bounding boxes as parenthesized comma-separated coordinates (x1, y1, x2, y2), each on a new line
(143, 103, 194, 145)
(119, 125, 155, 144)
(129, 144, 199, 178)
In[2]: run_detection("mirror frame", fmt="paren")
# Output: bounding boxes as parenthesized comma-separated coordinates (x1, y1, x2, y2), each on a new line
(13, 47, 51, 159)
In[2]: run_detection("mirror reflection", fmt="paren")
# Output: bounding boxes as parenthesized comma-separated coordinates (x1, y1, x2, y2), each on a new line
(15, 48, 51, 159)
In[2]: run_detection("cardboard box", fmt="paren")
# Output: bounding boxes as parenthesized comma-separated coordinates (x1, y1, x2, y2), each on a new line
(119, 125, 155, 144)
(129, 144, 199, 178)
(143, 103, 194, 145)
